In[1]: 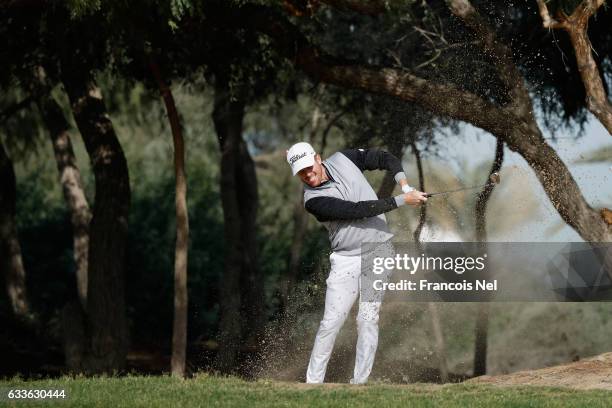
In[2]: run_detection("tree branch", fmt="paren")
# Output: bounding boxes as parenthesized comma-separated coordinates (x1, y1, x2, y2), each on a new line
(446, 0, 535, 120)
(534, 0, 612, 135)
(572, 0, 605, 25)
(246, 8, 508, 132)
(536, 0, 568, 29)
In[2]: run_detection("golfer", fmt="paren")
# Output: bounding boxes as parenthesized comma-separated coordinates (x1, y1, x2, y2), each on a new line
(286, 142, 427, 384)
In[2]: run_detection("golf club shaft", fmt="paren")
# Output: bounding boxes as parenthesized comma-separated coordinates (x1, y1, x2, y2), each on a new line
(425, 182, 492, 197)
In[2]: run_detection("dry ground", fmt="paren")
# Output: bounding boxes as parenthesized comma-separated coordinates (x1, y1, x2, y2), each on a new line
(469, 352, 612, 390)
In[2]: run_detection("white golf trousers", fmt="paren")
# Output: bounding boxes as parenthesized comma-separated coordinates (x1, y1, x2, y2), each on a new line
(306, 250, 383, 384)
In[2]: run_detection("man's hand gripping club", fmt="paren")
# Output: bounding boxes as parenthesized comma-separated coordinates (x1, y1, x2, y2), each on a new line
(398, 179, 427, 207)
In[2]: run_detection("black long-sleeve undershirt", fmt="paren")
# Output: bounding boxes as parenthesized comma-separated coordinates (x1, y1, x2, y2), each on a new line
(340, 148, 403, 175)
(304, 148, 405, 222)
(305, 196, 398, 222)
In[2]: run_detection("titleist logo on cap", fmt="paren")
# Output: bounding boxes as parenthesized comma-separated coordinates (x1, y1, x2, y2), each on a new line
(289, 152, 308, 164)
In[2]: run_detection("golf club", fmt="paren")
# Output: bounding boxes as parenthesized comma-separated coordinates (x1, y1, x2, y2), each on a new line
(425, 172, 501, 198)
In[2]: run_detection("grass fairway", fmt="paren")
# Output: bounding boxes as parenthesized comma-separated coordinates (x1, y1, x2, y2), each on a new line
(1, 374, 611, 407)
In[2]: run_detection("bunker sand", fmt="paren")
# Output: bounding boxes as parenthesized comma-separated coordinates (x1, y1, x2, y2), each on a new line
(469, 352, 612, 390)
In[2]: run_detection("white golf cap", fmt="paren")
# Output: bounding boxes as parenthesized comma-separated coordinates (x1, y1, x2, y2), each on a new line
(287, 142, 316, 176)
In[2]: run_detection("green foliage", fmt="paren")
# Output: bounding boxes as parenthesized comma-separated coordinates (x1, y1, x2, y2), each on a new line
(170, 0, 193, 19)
(64, 0, 102, 19)
(125, 158, 224, 343)
(12, 172, 75, 326)
(2, 73, 322, 349)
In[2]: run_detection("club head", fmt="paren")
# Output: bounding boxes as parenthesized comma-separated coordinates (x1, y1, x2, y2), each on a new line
(489, 172, 501, 185)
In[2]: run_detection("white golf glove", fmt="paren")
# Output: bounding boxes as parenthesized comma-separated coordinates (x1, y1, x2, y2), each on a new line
(402, 184, 415, 193)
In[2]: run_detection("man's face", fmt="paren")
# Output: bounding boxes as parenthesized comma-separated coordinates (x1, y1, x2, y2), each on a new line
(297, 155, 324, 187)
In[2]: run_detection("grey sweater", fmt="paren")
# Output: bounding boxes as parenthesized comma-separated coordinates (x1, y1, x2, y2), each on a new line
(303, 149, 406, 256)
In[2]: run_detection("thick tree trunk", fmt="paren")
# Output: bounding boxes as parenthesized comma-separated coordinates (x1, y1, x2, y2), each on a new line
(150, 61, 190, 378)
(411, 142, 448, 383)
(213, 74, 265, 370)
(61, 73, 130, 374)
(61, 300, 86, 371)
(508, 125, 611, 242)
(237, 137, 266, 349)
(213, 77, 247, 372)
(472, 138, 504, 377)
(0, 138, 30, 321)
(32, 67, 91, 309)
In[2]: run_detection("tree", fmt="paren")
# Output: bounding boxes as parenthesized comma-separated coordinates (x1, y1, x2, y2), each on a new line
(536, 0, 612, 135)
(29, 66, 91, 310)
(0, 2, 133, 373)
(211, 72, 250, 371)
(0, 135, 30, 321)
(149, 59, 190, 378)
(200, 2, 291, 370)
(60, 70, 131, 373)
(411, 142, 449, 383)
(233, 0, 611, 251)
(473, 138, 504, 377)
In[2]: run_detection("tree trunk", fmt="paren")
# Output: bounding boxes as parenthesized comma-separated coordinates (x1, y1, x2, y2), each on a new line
(411, 142, 449, 383)
(508, 125, 611, 242)
(212, 76, 247, 372)
(472, 304, 489, 377)
(61, 72, 130, 374)
(150, 60, 190, 378)
(32, 66, 91, 310)
(237, 136, 266, 350)
(472, 138, 504, 377)
(0, 137, 30, 321)
(411, 142, 427, 243)
(427, 302, 448, 383)
(61, 300, 86, 372)
(213, 73, 265, 370)
(565, 24, 612, 135)
(280, 183, 308, 309)
(281, 107, 322, 308)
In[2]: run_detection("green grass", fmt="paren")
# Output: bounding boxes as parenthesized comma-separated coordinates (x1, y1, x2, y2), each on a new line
(1, 374, 611, 407)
